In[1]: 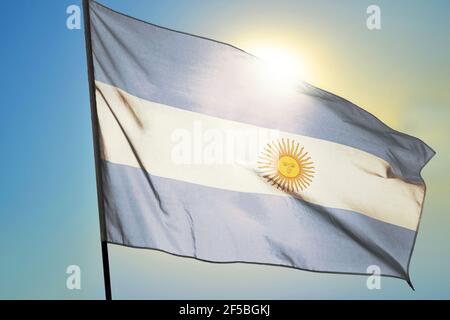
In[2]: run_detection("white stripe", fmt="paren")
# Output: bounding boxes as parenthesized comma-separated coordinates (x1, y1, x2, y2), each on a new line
(95, 80, 424, 231)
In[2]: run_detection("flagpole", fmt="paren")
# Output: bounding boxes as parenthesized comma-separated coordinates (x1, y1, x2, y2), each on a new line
(82, 0, 112, 300)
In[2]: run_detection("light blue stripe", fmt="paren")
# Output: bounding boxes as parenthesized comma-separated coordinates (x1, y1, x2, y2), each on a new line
(90, 1, 434, 183)
(102, 160, 415, 278)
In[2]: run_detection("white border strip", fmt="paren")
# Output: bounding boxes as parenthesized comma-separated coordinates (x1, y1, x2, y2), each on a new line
(95, 81, 424, 230)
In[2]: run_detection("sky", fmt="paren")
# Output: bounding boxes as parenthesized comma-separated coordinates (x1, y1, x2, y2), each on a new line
(0, 0, 449, 299)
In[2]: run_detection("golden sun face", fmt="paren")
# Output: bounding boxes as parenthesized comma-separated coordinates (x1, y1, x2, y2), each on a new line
(257, 138, 315, 192)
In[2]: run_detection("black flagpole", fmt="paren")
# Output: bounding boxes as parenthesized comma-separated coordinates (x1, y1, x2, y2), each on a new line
(82, 0, 112, 300)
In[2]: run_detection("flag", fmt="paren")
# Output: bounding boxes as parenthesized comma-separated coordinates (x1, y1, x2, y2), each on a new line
(87, 1, 434, 284)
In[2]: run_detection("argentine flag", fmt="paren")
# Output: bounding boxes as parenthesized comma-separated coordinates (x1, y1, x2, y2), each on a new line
(87, 1, 434, 284)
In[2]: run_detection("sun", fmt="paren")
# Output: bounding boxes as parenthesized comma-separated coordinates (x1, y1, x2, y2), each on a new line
(249, 46, 306, 86)
(257, 138, 315, 192)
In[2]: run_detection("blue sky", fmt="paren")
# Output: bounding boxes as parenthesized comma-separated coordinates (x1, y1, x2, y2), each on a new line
(0, 0, 449, 299)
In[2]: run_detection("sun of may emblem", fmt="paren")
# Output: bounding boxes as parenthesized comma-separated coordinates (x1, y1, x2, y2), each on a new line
(257, 138, 315, 192)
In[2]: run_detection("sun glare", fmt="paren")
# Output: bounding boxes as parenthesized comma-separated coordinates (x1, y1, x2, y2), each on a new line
(251, 46, 306, 85)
